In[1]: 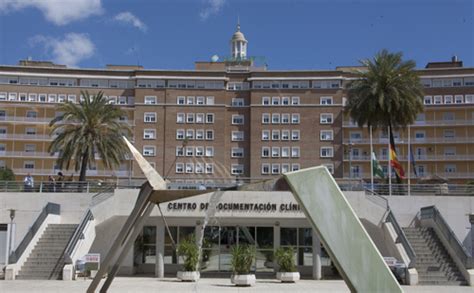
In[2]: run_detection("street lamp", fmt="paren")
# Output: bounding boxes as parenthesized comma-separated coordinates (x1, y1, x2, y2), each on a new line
(347, 142, 354, 190)
(7, 209, 15, 264)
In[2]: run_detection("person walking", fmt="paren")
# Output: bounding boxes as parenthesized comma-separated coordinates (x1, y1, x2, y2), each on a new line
(56, 172, 65, 192)
(23, 173, 34, 192)
(48, 175, 56, 192)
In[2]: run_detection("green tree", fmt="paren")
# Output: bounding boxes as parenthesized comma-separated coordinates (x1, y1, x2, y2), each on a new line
(48, 91, 131, 182)
(345, 49, 424, 131)
(0, 167, 15, 181)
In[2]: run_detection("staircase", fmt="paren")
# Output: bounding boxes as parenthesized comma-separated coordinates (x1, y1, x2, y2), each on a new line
(403, 227, 467, 285)
(17, 224, 77, 280)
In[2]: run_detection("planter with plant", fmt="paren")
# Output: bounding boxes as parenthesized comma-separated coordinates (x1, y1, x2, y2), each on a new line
(230, 245, 256, 286)
(176, 236, 200, 282)
(275, 247, 300, 283)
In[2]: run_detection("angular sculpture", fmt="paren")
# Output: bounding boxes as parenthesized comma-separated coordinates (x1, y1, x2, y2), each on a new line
(87, 138, 403, 292)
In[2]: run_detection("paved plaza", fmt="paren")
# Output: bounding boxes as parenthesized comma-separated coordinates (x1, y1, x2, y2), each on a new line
(1, 277, 473, 293)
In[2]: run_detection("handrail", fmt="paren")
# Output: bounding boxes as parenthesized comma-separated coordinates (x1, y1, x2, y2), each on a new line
(420, 205, 473, 269)
(63, 209, 94, 264)
(386, 210, 417, 268)
(9, 202, 60, 263)
(90, 186, 116, 206)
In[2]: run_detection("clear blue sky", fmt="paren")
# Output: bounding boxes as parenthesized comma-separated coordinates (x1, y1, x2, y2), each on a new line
(0, 0, 473, 70)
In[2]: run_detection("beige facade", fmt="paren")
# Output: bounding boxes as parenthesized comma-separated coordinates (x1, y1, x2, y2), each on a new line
(0, 58, 473, 184)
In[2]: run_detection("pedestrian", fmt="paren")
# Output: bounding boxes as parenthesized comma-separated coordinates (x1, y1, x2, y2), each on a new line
(23, 173, 34, 192)
(48, 175, 56, 192)
(57, 172, 64, 192)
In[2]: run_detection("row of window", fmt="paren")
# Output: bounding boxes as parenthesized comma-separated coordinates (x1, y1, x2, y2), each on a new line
(0, 92, 132, 105)
(175, 162, 215, 174)
(262, 146, 300, 158)
(261, 113, 300, 124)
(347, 129, 458, 141)
(424, 95, 474, 105)
(262, 130, 301, 141)
(349, 164, 460, 177)
(421, 78, 474, 88)
(176, 96, 215, 105)
(261, 96, 334, 105)
(176, 146, 215, 157)
(253, 80, 341, 90)
(177, 113, 214, 124)
(176, 129, 215, 140)
(261, 163, 301, 175)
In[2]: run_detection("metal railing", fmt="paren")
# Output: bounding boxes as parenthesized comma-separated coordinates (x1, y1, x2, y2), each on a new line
(362, 184, 474, 196)
(9, 202, 60, 263)
(386, 210, 417, 268)
(420, 206, 473, 269)
(343, 154, 474, 161)
(343, 137, 474, 144)
(63, 209, 94, 264)
(0, 181, 120, 193)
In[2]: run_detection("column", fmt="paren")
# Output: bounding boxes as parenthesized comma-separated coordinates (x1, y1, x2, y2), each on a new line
(312, 229, 322, 280)
(470, 215, 474, 258)
(273, 224, 280, 273)
(155, 217, 165, 278)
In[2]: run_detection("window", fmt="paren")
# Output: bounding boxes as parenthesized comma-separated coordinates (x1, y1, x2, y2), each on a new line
(26, 111, 37, 119)
(29, 93, 37, 102)
(291, 113, 300, 124)
(321, 147, 334, 158)
(144, 129, 156, 139)
(232, 115, 244, 125)
(176, 147, 184, 157)
(282, 97, 290, 105)
(205, 130, 214, 140)
(349, 132, 362, 142)
(455, 95, 463, 104)
(291, 147, 300, 158)
(272, 96, 280, 105)
(24, 161, 35, 169)
(176, 129, 185, 140)
(272, 164, 280, 174)
(444, 129, 455, 140)
(144, 96, 157, 104)
(443, 147, 455, 156)
(231, 164, 244, 175)
(206, 96, 214, 105)
(196, 113, 204, 123)
(323, 164, 334, 174)
(292, 164, 300, 171)
(464, 78, 474, 86)
(320, 96, 333, 105)
(262, 97, 270, 105)
(186, 96, 195, 105)
(144, 113, 157, 123)
(25, 127, 36, 135)
(424, 96, 432, 105)
(320, 130, 333, 141)
(25, 144, 36, 152)
(186, 113, 195, 123)
(443, 112, 455, 121)
(196, 129, 204, 140)
(453, 79, 462, 87)
(291, 130, 300, 141)
(320, 113, 333, 124)
(272, 130, 280, 140)
(177, 96, 185, 104)
(206, 113, 214, 123)
(444, 95, 453, 104)
(444, 164, 456, 173)
(434, 95, 443, 104)
(38, 94, 47, 102)
(281, 114, 290, 124)
(19, 93, 27, 101)
(262, 147, 270, 158)
(231, 148, 244, 158)
(186, 147, 194, 156)
(232, 98, 244, 106)
(272, 147, 280, 157)
(291, 96, 300, 105)
(0, 92, 7, 101)
(281, 147, 290, 158)
(466, 95, 474, 104)
(195, 163, 204, 174)
(186, 163, 194, 173)
(281, 130, 290, 141)
(8, 93, 17, 101)
(262, 130, 270, 141)
(176, 113, 185, 123)
(261, 164, 270, 174)
(272, 113, 280, 124)
(196, 96, 205, 105)
(415, 131, 425, 141)
(262, 113, 270, 124)
(281, 164, 290, 174)
(205, 163, 214, 174)
(232, 131, 244, 141)
(143, 146, 156, 156)
(186, 129, 194, 139)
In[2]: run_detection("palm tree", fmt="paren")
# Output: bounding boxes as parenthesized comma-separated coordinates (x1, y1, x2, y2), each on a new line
(49, 91, 131, 182)
(345, 49, 424, 131)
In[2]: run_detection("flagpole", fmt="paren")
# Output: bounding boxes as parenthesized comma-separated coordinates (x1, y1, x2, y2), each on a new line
(370, 126, 374, 193)
(407, 125, 411, 196)
(388, 126, 392, 196)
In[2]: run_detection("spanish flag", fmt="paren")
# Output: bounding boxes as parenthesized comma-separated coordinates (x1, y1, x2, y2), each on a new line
(390, 129, 405, 181)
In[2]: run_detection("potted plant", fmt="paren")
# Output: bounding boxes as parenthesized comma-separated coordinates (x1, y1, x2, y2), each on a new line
(176, 236, 200, 282)
(275, 247, 300, 282)
(230, 245, 256, 286)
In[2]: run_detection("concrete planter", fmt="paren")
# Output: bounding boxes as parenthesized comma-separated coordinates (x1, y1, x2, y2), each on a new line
(231, 274, 256, 286)
(276, 272, 300, 283)
(177, 271, 200, 282)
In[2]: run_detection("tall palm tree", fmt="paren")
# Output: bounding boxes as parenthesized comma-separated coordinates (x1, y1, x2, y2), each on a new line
(49, 91, 131, 182)
(346, 49, 424, 131)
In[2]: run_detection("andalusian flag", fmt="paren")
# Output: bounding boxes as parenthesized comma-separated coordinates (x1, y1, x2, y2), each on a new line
(389, 130, 405, 181)
(372, 152, 385, 179)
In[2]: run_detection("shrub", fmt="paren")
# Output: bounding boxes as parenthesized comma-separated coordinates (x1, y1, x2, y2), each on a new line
(177, 236, 199, 272)
(231, 245, 255, 274)
(275, 247, 297, 272)
(0, 167, 15, 181)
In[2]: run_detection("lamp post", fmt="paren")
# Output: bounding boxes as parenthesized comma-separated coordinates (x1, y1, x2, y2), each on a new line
(347, 142, 354, 191)
(7, 209, 15, 264)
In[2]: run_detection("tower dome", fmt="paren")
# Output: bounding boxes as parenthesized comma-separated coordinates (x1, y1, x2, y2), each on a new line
(230, 21, 247, 60)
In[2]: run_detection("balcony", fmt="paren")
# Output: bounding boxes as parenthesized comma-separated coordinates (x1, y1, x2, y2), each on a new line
(343, 120, 474, 127)
(0, 134, 53, 141)
(12, 168, 130, 177)
(343, 172, 474, 180)
(343, 137, 474, 144)
(0, 151, 53, 158)
(343, 154, 474, 161)
(0, 116, 51, 123)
